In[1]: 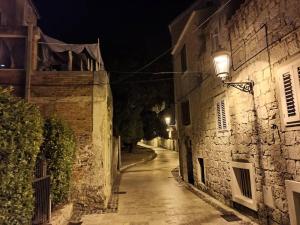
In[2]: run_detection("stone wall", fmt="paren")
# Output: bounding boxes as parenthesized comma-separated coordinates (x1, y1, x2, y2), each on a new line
(30, 71, 115, 209)
(171, 0, 300, 224)
(142, 138, 177, 151)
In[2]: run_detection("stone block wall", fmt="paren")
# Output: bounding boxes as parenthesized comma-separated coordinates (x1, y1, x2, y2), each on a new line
(172, 0, 300, 224)
(30, 71, 114, 209)
(142, 138, 177, 151)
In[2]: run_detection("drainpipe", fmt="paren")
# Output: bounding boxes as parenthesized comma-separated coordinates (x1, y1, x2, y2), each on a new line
(25, 24, 33, 102)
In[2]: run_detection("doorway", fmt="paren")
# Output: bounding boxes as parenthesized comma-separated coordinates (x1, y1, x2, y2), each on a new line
(185, 138, 194, 184)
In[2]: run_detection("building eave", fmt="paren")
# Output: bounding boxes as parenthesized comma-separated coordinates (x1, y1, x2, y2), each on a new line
(169, 0, 203, 30)
(171, 11, 197, 55)
(28, 0, 41, 19)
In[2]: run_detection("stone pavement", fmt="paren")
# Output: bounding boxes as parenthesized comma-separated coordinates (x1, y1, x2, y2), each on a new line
(81, 147, 253, 225)
(121, 145, 157, 171)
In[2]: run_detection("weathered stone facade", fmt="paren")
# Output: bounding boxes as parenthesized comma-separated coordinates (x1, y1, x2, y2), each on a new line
(30, 71, 114, 209)
(170, 0, 300, 224)
(0, 0, 117, 211)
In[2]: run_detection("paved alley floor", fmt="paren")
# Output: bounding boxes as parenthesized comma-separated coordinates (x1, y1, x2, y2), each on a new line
(82, 148, 247, 225)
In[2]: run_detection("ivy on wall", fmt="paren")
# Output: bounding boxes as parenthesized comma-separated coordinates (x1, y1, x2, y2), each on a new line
(0, 88, 43, 225)
(41, 117, 76, 207)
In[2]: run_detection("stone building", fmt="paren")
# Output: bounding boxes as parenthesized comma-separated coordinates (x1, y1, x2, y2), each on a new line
(170, 0, 300, 224)
(0, 0, 117, 211)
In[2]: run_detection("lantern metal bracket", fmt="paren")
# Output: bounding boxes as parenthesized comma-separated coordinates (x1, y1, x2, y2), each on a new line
(223, 81, 254, 94)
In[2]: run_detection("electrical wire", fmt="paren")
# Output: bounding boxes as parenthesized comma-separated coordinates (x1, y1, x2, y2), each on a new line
(110, 0, 233, 84)
(35, 1, 232, 86)
(108, 71, 201, 75)
(113, 77, 174, 85)
(192, 0, 232, 33)
(111, 48, 173, 84)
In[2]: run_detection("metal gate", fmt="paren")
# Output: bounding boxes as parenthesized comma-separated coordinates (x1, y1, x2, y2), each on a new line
(32, 160, 51, 225)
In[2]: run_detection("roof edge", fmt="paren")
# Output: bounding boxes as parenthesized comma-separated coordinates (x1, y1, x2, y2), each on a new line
(169, 0, 203, 30)
(171, 11, 197, 55)
(28, 0, 40, 19)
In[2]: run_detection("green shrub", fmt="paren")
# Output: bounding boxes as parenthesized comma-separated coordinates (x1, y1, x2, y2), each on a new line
(0, 88, 43, 225)
(41, 117, 76, 207)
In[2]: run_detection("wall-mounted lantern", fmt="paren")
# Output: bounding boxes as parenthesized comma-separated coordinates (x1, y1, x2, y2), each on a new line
(212, 50, 254, 94)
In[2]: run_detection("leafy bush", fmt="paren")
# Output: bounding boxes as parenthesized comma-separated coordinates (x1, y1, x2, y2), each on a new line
(41, 117, 76, 206)
(0, 88, 43, 225)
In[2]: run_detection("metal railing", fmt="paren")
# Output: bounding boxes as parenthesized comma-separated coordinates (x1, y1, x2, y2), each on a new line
(32, 175, 51, 225)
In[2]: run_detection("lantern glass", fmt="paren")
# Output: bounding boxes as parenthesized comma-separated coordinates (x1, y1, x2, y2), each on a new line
(213, 51, 231, 80)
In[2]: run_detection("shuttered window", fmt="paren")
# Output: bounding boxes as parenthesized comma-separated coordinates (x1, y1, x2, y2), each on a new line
(181, 45, 187, 72)
(278, 60, 300, 128)
(282, 73, 296, 117)
(181, 100, 191, 126)
(216, 97, 228, 131)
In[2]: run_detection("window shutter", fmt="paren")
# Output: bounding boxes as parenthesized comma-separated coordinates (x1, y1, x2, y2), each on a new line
(217, 102, 222, 129)
(216, 98, 229, 131)
(283, 72, 297, 117)
(279, 63, 300, 128)
(221, 100, 227, 129)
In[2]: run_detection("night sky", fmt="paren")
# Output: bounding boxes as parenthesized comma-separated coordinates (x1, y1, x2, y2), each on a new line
(33, 0, 196, 73)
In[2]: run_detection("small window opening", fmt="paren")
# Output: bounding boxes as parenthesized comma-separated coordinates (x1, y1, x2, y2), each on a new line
(198, 158, 205, 184)
(234, 168, 252, 199)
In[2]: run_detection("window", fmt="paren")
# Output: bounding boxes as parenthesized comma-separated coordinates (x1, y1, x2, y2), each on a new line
(230, 162, 257, 211)
(181, 100, 191, 126)
(215, 95, 229, 132)
(277, 58, 300, 129)
(198, 158, 205, 184)
(180, 45, 187, 72)
(211, 28, 220, 52)
(198, 34, 206, 53)
(0, 38, 26, 69)
(285, 180, 300, 225)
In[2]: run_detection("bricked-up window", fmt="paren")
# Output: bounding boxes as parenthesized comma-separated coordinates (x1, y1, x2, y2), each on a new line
(277, 59, 300, 128)
(181, 100, 191, 126)
(216, 97, 228, 131)
(180, 45, 187, 72)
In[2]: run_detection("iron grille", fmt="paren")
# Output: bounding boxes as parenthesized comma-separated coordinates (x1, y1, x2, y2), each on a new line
(238, 169, 252, 199)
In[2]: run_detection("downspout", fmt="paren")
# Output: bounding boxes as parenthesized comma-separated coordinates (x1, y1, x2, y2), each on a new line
(25, 24, 33, 102)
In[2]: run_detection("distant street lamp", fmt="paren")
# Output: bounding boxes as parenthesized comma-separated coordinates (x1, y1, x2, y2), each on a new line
(212, 50, 254, 94)
(165, 116, 171, 126)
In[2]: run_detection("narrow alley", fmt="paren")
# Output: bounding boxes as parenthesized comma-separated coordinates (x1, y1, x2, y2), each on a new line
(82, 147, 249, 225)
